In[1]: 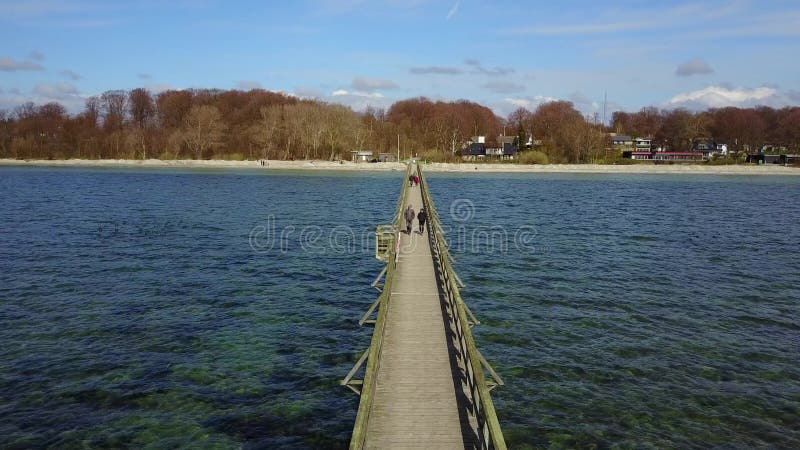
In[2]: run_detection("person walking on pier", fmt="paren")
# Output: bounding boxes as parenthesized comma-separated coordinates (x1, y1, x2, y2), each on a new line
(413, 175, 419, 186)
(404, 205, 415, 234)
(408, 174, 414, 187)
(417, 207, 427, 234)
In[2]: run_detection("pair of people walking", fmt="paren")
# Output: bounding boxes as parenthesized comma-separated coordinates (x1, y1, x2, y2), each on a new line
(404, 205, 427, 235)
(407, 174, 420, 187)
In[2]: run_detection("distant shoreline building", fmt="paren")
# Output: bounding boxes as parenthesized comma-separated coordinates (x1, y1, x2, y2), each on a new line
(619, 135, 730, 162)
(461, 135, 516, 161)
(351, 150, 373, 162)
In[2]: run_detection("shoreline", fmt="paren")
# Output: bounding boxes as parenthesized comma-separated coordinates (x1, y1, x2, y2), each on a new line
(1, 158, 799, 175)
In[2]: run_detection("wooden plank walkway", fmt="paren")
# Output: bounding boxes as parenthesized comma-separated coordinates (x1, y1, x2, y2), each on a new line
(363, 169, 470, 449)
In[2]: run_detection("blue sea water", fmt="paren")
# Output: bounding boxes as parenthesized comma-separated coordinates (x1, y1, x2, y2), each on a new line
(429, 172, 800, 449)
(1, 166, 798, 448)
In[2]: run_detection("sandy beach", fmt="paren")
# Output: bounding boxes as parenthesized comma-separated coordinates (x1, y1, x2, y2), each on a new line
(1, 158, 799, 175)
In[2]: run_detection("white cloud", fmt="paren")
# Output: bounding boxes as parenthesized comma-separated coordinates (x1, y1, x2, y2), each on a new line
(0, 90, 25, 111)
(33, 82, 80, 99)
(490, 96, 555, 117)
(680, 9, 800, 39)
(504, 95, 558, 110)
(331, 89, 383, 98)
(497, 94, 621, 121)
(327, 89, 391, 112)
(294, 86, 324, 98)
(481, 81, 526, 94)
(676, 58, 713, 77)
(446, 1, 460, 20)
(236, 80, 262, 90)
(351, 76, 398, 92)
(479, 66, 514, 76)
(506, 2, 744, 36)
(0, 1, 80, 17)
(0, 57, 44, 71)
(410, 66, 463, 75)
(313, 0, 369, 14)
(60, 69, 81, 80)
(144, 83, 171, 94)
(464, 59, 514, 76)
(665, 85, 796, 109)
(511, 20, 647, 35)
(569, 91, 600, 111)
(16, 82, 86, 112)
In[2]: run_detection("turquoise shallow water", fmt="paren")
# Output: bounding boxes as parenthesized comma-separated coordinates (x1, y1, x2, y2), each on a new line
(1, 167, 799, 448)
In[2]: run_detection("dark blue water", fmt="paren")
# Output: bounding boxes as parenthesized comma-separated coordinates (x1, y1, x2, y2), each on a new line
(428, 172, 800, 449)
(0, 167, 399, 448)
(1, 167, 798, 448)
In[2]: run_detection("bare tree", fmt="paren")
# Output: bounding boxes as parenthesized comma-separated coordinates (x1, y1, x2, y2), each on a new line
(127, 89, 155, 159)
(183, 105, 227, 159)
(101, 90, 127, 131)
(83, 97, 101, 128)
(129, 88, 155, 129)
(0, 109, 11, 156)
(249, 105, 281, 159)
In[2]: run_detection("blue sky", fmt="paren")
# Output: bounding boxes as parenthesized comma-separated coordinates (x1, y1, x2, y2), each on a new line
(1, 0, 799, 119)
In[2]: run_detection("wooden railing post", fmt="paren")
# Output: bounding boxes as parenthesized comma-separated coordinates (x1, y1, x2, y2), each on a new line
(345, 164, 505, 449)
(416, 165, 507, 450)
(346, 164, 414, 449)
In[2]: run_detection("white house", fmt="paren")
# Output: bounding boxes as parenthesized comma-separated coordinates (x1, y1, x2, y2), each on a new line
(351, 150, 373, 162)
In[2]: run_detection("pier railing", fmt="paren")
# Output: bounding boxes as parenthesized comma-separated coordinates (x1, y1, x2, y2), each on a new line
(342, 164, 412, 449)
(417, 165, 506, 450)
(342, 163, 505, 449)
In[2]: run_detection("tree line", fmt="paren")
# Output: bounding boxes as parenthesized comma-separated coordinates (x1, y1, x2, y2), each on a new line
(1, 87, 798, 162)
(612, 106, 800, 154)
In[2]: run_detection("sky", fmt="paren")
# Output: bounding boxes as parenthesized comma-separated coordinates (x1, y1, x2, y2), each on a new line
(1, 0, 799, 120)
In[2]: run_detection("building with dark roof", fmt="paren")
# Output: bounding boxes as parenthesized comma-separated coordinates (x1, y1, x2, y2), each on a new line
(462, 142, 486, 160)
(611, 135, 633, 146)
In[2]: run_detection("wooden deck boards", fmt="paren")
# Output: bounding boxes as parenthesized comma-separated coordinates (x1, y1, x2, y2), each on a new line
(363, 175, 468, 449)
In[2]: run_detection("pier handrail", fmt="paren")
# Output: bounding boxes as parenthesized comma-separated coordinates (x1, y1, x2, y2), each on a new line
(416, 165, 507, 450)
(346, 164, 413, 449)
(344, 163, 505, 449)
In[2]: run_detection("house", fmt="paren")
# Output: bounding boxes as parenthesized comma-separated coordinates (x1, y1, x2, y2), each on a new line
(523, 136, 534, 149)
(462, 142, 486, 160)
(761, 145, 788, 153)
(611, 134, 633, 147)
(351, 150, 373, 162)
(525, 137, 543, 148)
(747, 154, 784, 164)
(692, 139, 715, 152)
(624, 151, 654, 160)
(634, 138, 652, 152)
(693, 140, 717, 159)
(492, 135, 516, 160)
(462, 135, 517, 160)
(377, 152, 397, 162)
(747, 152, 800, 165)
(623, 151, 704, 161)
(502, 142, 516, 160)
(485, 146, 503, 157)
(652, 152, 704, 161)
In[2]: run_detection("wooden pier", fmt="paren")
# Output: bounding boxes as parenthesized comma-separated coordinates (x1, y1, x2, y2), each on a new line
(342, 164, 505, 449)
